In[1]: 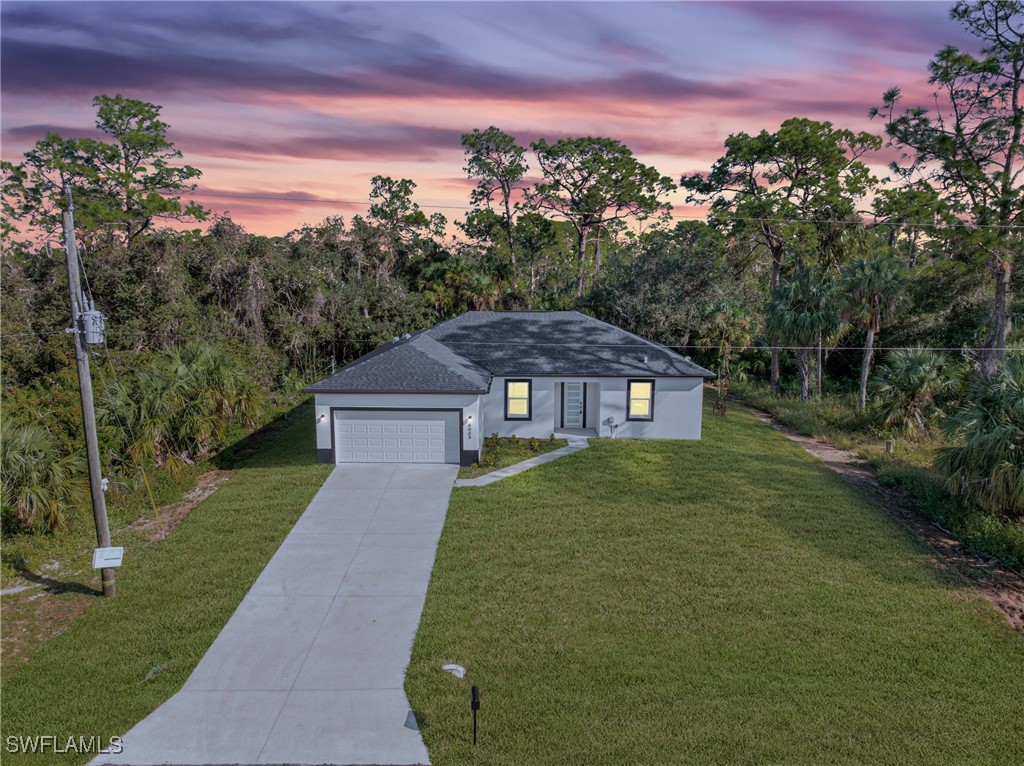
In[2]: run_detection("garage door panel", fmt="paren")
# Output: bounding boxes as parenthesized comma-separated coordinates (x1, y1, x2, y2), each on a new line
(335, 411, 454, 464)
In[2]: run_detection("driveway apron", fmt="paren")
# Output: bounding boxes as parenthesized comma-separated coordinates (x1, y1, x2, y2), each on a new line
(94, 463, 458, 766)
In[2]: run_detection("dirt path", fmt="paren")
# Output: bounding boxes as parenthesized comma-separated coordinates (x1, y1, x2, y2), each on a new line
(738, 404, 1024, 632)
(127, 470, 232, 541)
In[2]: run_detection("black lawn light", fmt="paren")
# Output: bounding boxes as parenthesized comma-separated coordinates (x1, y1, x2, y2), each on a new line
(471, 685, 481, 745)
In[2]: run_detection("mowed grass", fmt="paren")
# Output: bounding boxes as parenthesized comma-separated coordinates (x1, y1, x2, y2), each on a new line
(407, 403, 1024, 766)
(0, 405, 332, 766)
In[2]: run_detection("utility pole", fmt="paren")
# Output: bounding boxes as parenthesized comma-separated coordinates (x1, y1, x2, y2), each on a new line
(62, 185, 116, 597)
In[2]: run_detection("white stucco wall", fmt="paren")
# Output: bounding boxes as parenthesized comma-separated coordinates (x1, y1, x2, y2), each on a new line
(313, 392, 482, 455)
(479, 377, 560, 439)
(479, 376, 705, 440)
(596, 377, 704, 439)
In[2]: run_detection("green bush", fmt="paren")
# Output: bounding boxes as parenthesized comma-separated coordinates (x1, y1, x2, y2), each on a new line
(1, 366, 102, 457)
(0, 420, 88, 534)
(936, 358, 1024, 520)
(871, 348, 964, 436)
(98, 342, 263, 475)
(876, 460, 1024, 571)
(731, 381, 873, 439)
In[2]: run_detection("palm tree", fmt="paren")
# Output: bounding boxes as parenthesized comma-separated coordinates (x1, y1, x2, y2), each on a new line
(98, 343, 262, 475)
(698, 299, 753, 415)
(465, 272, 501, 310)
(935, 357, 1024, 519)
(765, 267, 842, 401)
(841, 250, 906, 408)
(871, 348, 962, 436)
(0, 420, 87, 533)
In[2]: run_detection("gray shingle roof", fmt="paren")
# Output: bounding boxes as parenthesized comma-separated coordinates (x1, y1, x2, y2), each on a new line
(306, 311, 713, 394)
(429, 311, 714, 378)
(305, 333, 490, 394)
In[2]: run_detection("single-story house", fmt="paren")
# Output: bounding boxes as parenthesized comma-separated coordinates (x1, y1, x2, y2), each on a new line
(306, 311, 714, 465)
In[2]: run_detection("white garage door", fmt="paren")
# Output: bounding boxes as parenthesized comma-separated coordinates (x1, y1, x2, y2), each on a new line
(335, 417, 447, 463)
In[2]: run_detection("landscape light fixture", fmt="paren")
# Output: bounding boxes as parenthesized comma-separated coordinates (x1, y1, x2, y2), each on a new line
(318, 414, 326, 423)
(471, 685, 481, 745)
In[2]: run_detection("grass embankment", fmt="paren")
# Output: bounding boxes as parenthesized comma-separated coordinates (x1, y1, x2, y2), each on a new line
(457, 436, 568, 479)
(407, 402, 1024, 766)
(731, 381, 1024, 570)
(0, 404, 332, 765)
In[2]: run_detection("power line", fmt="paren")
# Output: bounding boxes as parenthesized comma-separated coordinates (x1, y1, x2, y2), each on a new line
(4, 324, 1022, 355)
(192, 189, 1024, 231)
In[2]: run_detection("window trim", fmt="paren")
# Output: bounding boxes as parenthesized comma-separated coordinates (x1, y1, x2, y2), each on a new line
(504, 379, 533, 421)
(626, 379, 655, 421)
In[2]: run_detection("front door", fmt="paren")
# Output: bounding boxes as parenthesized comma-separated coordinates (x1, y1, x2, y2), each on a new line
(563, 383, 584, 428)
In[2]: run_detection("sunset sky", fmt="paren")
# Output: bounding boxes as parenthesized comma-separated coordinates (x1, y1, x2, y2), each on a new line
(1, 1, 974, 236)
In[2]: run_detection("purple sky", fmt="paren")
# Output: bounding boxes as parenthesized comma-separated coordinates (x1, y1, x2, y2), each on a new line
(1, 1, 973, 235)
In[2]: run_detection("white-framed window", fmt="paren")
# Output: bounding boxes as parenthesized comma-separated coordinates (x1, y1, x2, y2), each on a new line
(505, 379, 532, 420)
(627, 379, 654, 421)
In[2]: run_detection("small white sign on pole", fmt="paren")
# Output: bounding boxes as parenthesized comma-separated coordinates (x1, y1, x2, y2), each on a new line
(93, 547, 124, 569)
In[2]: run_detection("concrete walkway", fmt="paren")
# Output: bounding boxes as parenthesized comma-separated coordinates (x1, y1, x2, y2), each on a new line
(95, 463, 458, 766)
(454, 435, 590, 488)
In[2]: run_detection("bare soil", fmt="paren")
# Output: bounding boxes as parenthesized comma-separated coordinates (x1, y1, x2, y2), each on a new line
(128, 470, 232, 541)
(0, 470, 231, 678)
(739, 404, 1024, 632)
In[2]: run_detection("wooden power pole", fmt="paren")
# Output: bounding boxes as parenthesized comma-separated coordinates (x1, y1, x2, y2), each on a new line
(61, 186, 116, 597)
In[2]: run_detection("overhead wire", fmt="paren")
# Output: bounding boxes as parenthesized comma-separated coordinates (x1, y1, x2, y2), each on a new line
(10, 323, 1019, 355)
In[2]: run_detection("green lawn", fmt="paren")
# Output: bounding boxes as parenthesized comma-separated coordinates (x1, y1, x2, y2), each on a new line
(457, 437, 568, 479)
(0, 404, 332, 766)
(407, 403, 1024, 765)
(730, 381, 1024, 570)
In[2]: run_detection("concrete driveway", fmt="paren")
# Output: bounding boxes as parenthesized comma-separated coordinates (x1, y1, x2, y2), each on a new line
(95, 463, 458, 766)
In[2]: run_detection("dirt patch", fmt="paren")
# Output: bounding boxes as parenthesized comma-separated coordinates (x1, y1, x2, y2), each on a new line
(1, 470, 232, 676)
(1, 590, 93, 679)
(128, 470, 232, 541)
(738, 404, 1024, 632)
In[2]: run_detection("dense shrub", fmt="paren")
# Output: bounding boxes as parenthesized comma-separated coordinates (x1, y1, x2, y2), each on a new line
(936, 358, 1024, 519)
(0, 420, 87, 533)
(98, 342, 263, 475)
(876, 461, 1024, 571)
(871, 348, 964, 436)
(731, 381, 874, 439)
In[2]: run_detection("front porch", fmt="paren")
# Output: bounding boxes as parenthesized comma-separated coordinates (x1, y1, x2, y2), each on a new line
(553, 427, 598, 438)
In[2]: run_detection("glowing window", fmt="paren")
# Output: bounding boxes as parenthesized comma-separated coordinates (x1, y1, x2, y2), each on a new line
(628, 380, 654, 420)
(505, 380, 532, 420)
